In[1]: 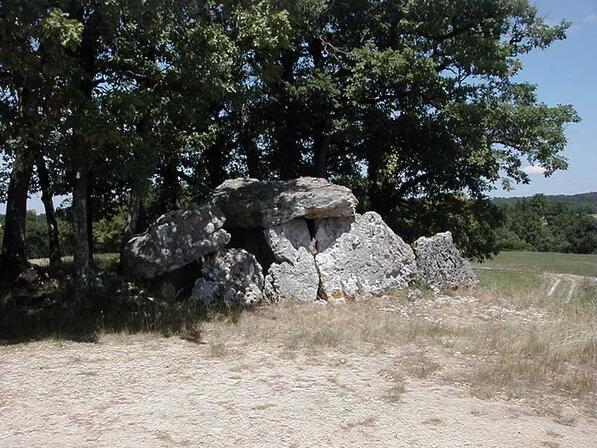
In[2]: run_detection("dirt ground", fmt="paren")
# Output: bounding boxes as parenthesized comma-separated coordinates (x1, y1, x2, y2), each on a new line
(1, 330, 595, 448)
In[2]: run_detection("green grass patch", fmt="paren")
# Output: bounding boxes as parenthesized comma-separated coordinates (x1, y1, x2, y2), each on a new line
(474, 269, 543, 299)
(475, 251, 597, 277)
(29, 253, 120, 273)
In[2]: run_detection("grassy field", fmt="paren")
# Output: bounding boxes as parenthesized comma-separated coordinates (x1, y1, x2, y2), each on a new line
(474, 250, 597, 277)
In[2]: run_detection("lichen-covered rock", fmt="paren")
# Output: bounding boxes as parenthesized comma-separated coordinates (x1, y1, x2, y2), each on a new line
(413, 231, 478, 292)
(263, 219, 319, 302)
(124, 205, 230, 278)
(191, 248, 264, 307)
(212, 177, 358, 228)
(314, 212, 417, 301)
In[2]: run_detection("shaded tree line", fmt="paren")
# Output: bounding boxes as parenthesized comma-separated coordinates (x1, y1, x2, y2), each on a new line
(0, 210, 121, 259)
(1, 0, 579, 295)
(497, 195, 597, 254)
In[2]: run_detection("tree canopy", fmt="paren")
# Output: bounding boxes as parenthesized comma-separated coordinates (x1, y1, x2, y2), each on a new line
(0, 0, 580, 285)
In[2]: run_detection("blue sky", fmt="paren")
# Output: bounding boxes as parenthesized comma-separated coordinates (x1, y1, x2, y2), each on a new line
(1, 0, 596, 214)
(496, 0, 597, 197)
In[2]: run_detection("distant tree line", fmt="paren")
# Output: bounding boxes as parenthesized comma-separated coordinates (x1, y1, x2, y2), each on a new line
(497, 195, 597, 254)
(494, 192, 597, 213)
(1, 1, 579, 296)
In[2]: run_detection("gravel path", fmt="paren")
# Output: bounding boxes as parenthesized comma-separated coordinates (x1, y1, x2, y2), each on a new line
(1, 335, 595, 448)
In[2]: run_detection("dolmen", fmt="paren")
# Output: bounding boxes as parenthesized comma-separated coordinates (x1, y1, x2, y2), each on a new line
(123, 177, 477, 307)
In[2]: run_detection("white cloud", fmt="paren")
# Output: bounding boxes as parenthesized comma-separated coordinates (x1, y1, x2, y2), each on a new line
(523, 165, 546, 175)
(583, 13, 597, 24)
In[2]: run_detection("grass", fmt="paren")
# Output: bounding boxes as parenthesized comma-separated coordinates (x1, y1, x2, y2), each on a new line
(29, 253, 120, 273)
(5, 249, 596, 409)
(474, 250, 597, 277)
(196, 270, 596, 405)
(474, 269, 544, 300)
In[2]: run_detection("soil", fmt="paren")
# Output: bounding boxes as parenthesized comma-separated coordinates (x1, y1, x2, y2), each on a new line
(1, 334, 595, 448)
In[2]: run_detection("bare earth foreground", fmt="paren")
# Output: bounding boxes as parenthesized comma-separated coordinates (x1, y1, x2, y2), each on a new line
(1, 273, 596, 447)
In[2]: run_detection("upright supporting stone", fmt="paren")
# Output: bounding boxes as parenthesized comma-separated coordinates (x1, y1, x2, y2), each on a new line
(315, 212, 417, 302)
(191, 248, 264, 307)
(413, 231, 478, 292)
(263, 219, 319, 303)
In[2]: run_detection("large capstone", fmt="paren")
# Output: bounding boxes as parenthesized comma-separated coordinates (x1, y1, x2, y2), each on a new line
(413, 231, 478, 292)
(191, 248, 264, 307)
(123, 204, 230, 278)
(212, 177, 358, 228)
(263, 219, 319, 302)
(315, 212, 417, 302)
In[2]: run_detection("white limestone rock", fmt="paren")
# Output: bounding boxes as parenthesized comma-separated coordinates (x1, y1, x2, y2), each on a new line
(315, 212, 417, 302)
(413, 231, 478, 292)
(212, 177, 358, 228)
(191, 248, 264, 307)
(124, 204, 230, 279)
(263, 219, 319, 302)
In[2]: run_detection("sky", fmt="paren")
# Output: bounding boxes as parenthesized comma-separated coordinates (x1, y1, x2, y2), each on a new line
(1, 0, 596, 214)
(494, 0, 597, 197)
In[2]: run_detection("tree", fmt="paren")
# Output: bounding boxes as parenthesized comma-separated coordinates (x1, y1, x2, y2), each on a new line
(497, 195, 597, 254)
(0, 2, 81, 281)
(0, 0, 582, 291)
(235, 0, 579, 256)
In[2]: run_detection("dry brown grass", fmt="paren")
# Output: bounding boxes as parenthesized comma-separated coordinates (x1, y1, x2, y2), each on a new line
(451, 317, 596, 399)
(197, 274, 596, 407)
(202, 300, 456, 360)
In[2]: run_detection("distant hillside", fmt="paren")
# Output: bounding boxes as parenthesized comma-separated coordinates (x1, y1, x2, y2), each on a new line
(493, 192, 597, 212)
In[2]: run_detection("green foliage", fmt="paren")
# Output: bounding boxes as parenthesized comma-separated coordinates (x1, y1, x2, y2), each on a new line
(497, 195, 597, 254)
(385, 194, 505, 261)
(24, 212, 50, 259)
(94, 213, 126, 254)
(40, 8, 83, 49)
(0, 0, 581, 263)
(494, 192, 597, 213)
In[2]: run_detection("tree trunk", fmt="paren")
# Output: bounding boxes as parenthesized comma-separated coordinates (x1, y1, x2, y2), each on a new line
(86, 170, 94, 260)
(158, 151, 181, 212)
(276, 50, 301, 179)
(118, 17, 157, 270)
(69, 3, 99, 297)
(35, 154, 61, 271)
(206, 133, 228, 188)
(313, 134, 331, 178)
(239, 102, 262, 179)
(367, 148, 394, 219)
(119, 186, 144, 272)
(0, 153, 33, 283)
(308, 37, 330, 179)
(72, 166, 91, 297)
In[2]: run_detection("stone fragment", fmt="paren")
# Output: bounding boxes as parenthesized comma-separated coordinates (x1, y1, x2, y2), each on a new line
(315, 212, 417, 301)
(212, 177, 358, 228)
(264, 247, 320, 303)
(124, 204, 230, 278)
(263, 219, 319, 302)
(413, 231, 478, 292)
(191, 248, 264, 307)
(314, 216, 354, 252)
(264, 219, 312, 261)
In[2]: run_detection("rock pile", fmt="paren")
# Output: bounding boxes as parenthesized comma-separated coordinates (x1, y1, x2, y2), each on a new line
(123, 177, 477, 307)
